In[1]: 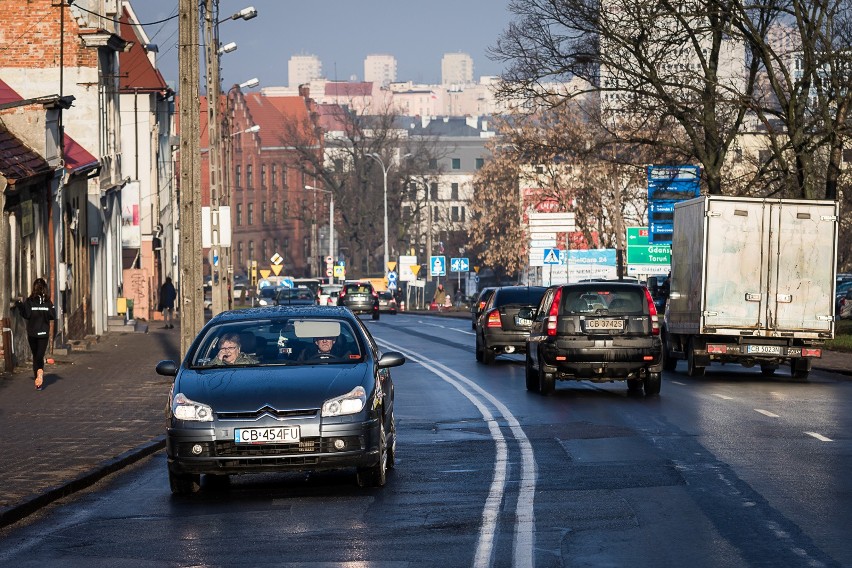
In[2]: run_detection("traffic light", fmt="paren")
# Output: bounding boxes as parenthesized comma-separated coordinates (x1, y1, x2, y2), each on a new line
(250, 260, 258, 286)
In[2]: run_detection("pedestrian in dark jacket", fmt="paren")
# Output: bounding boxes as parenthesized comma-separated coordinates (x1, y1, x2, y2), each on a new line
(16, 277, 56, 390)
(159, 276, 177, 329)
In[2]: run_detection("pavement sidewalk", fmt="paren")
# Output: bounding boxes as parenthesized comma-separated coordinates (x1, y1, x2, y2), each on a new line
(0, 312, 848, 528)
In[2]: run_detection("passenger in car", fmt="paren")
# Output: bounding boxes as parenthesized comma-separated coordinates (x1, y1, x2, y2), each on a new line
(210, 333, 259, 365)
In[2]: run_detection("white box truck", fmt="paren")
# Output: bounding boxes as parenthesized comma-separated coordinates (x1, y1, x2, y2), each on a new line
(662, 196, 838, 379)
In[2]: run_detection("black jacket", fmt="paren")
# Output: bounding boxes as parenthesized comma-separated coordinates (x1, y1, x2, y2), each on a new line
(17, 295, 56, 338)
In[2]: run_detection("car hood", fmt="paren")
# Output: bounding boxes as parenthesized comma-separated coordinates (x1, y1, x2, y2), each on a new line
(176, 364, 371, 412)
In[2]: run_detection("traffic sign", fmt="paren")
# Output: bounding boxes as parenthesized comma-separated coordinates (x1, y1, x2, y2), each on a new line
(333, 265, 345, 278)
(450, 257, 469, 272)
(271, 253, 283, 265)
(543, 248, 561, 265)
(387, 271, 398, 283)
(430, 256, 446, 276)
(387, 261, 397, 272)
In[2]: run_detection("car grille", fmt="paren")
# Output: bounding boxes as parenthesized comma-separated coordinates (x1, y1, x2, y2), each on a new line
(216, 407, 318, 420)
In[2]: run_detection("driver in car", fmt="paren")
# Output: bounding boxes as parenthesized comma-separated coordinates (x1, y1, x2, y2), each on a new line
(210, 333, 258, 365)
(299, 335, 349, 361)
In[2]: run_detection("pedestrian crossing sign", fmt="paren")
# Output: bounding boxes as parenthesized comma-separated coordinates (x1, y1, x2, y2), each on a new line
(543, 248, 562, 265)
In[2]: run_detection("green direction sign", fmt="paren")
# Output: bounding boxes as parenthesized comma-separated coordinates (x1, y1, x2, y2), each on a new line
(627, 244, 671, 264)
(626, 226, 670, 264)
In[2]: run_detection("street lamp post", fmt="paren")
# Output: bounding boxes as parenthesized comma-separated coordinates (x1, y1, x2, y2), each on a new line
(367, 152, 410, 275)
(304, 185, 334, 281)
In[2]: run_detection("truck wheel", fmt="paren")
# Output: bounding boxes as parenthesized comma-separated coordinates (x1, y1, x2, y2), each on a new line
(525, 353, 540, 392)
(662, 345, 678, 372)
(790, 357, 811, 380)
(643, 372, 662, 395)
(539, 362, 555, 396)
(686, 337, 705, 377)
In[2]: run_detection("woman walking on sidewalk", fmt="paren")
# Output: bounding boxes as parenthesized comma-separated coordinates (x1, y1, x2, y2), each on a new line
(15, 277, 56, 390)
(159, 276, 177, 329)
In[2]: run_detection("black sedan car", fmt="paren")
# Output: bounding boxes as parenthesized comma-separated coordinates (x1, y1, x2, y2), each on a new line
(156, 306, 405, 494)
(475, 285, 547, 364)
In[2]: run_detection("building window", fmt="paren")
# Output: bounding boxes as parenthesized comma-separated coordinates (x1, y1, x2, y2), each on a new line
(261, 164, 267, 188)
(475, 158, 484, 170)
(235, 165, 241, 189)
(248, 240, 255, 263)
(272, 201, 278, 224)
(461, 206, 466, 222)
(236, 203, 243, 226)
(430, 182, 438, 201)
(274, 238, 280, 255)
(281, 165, 288, 188)
(429, 158, 438, 169)
(261, 202, 267, 224)
(262, 239, 268, 261)
(247, 203, 254, 225)
(246, 164, 253, 189)
(452, 206, 460, 222)
(403, 205, 411, 221)
(451, 158, 461, 170)
(451, 183, 459, 200)
(271, 164, 277, 187)
(237, 241, 243, 267)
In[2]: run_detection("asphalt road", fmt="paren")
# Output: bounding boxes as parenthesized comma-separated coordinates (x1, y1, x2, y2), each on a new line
(1, 312, 850, 567)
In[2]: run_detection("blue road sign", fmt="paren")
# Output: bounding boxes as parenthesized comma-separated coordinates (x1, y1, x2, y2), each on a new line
(543, 248, 562, 265)
(387, 271, 398, 282)
(450, 257, 470, 272)
(430, 255, 446, 276)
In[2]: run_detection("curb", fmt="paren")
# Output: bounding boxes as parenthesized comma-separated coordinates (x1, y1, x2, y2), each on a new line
(0, 436, 166, 529)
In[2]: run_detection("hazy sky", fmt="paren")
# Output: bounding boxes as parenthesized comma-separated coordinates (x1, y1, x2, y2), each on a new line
(130, 1, 515, 90)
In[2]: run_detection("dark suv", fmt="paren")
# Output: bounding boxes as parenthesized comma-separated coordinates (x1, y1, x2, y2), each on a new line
(475, 286, 547, 364)
(337, 281, 380, 320)
(522, 282, 662, 395)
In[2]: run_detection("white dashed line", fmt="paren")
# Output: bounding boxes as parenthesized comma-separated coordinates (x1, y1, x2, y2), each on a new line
(713, 394, 734, 400)
(671, 381, 686, 386)
(754, 409, 779, 418)
(804, 431, 833, 442)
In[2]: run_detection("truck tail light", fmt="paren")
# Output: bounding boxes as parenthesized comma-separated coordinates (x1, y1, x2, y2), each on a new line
(707, 344, 727, 354)
(802, 348, 821, 357)
(547, 288, 562, 336)
(486, 309, 502, 328)
(643, 288, 660, 335)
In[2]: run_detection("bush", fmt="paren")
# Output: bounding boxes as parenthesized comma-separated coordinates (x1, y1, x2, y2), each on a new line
(826, 319, 852, 353)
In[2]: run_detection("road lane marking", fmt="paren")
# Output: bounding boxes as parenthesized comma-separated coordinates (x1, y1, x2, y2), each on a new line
(713, 394, 734, 400)
(415, 320, 475, 335)
(379, 339, 535, 568)
(671, 381, 686, 386)
(754, 409, 779, 418)
(804, 431, 833, 442)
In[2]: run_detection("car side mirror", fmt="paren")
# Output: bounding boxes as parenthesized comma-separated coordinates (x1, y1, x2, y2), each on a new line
(378, 351, 406, 369)
(156, 360, 178, 376)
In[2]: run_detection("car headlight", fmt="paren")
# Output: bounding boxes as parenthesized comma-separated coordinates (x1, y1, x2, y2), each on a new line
(172, 392, 213, 422)
(322, 386, 367, 417)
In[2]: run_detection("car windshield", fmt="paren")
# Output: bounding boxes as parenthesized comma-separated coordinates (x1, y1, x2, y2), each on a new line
(561, 285, 646, 315)
(190, 317, 364, 367)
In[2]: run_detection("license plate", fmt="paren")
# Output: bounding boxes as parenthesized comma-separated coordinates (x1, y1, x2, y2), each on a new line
(515, 316, 532, 326)
(234, 426, 301, 444)
(585, 319, 624, 330)
(747, 345, 782, 355)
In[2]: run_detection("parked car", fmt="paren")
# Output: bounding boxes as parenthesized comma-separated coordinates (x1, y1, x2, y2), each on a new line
(378, 291, 398, 314)
(156, 306, 406, 494)
(522, 282, 662, 396)
(840, 289, 852, 319)
(318, 284, 343, 306)
(338, 281, 380, 320)
(470, 287, 496, 329)
(836, 280, 852, 316)
(475, 286, 547, 365)
(274, 287, 317, 306)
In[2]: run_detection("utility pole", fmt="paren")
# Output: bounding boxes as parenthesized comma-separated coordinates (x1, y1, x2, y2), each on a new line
(179, 0, 204, 355)
(204, 0, 227, 315)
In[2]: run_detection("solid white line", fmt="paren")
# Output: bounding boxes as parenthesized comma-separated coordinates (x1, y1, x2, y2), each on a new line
(804, 431, 833, 442)
(671, 381, 686, 386)
(713, 394, 734, 400)
(754, 409, 780, 418)
(379, 339, 536, 568)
